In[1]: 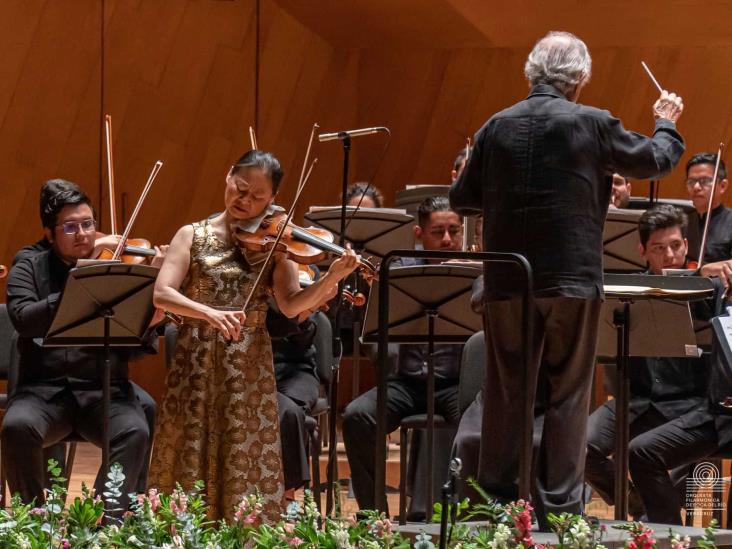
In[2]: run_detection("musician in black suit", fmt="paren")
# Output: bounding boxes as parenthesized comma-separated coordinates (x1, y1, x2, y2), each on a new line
(585, 205, 714, 520)
(9, 179, 159, 494)
(3, 180, 163, 509)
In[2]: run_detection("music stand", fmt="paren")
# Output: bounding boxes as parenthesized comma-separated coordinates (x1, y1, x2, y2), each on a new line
(600, 273, 715, 519)
(603, 209, 646, 272)
(366, 250, 534, 522)
(395, 186, 450, 218)
(305, 206, 414, 259)
(43, 262, 157, 478)
(305, 205, 415, 513)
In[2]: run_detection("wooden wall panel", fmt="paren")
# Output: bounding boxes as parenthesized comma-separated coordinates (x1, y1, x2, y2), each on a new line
(5, 0, 732, 296)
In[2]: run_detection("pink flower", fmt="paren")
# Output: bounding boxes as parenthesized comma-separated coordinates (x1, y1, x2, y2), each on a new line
(287, 536, 303, 546)
(61, 540, 70, 549)
(169, 491, 187, 514)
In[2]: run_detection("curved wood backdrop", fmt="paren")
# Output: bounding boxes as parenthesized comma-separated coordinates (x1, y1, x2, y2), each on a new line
(3, 0, 732, 294)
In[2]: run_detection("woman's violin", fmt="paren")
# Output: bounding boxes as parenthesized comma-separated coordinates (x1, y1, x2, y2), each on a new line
(233, 211, 378, 284)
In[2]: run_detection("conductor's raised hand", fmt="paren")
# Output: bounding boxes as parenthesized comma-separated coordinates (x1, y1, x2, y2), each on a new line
(204, 307, 246, 341)
(653, 90, 684, 123)
(328, 245, 360, 281)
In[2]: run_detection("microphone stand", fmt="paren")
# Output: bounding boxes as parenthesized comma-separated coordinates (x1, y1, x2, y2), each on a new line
(325, 135, 351, 515)
(439, 458, 462, 549)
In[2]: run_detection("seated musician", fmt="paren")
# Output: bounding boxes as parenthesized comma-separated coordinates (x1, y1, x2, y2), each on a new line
(9, 179, 160, 494)
(342, 195, 464, 517)
(345, 181, 384, 208)
(266, 283, 325, 500)
(610, 174, 632, 209)
(585, 204, 713, 520)
(685, 153, 732, 287)
(2, 180, 163, 509)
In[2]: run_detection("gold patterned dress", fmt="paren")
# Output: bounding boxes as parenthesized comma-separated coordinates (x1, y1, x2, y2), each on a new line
(149, 219, 284, 522)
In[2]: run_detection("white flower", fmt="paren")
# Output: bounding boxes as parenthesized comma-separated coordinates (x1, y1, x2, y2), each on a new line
(333, 528, 353, 549)
(491, 523, 512, 549)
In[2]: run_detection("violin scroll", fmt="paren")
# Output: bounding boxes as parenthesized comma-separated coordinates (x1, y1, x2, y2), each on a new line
(0, 264, 7, 279)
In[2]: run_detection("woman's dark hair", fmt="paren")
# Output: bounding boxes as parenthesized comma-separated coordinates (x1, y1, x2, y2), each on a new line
(638, 204, 688, 248)
(230, 150, 284, 194)
(344, 182, 384, 208)
(40, 179, 94, 229)
(417, 195, 451, 228)
(685, 152, 728, 180)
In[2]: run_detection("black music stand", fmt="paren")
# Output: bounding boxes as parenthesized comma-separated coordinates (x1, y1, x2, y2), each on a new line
(305, 206, 414, 260)
(600, 273, 715, 520)
(365, 250, 533, 521)
(603, 209, 646, 272)
(305, 206, 415, 514)
(43, 262, 157, 478)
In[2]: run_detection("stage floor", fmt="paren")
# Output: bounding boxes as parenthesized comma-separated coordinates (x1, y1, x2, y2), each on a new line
(395, 520, 732, 548)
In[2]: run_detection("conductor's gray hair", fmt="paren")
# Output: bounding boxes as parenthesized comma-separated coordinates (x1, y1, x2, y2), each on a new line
(524, 31, 592, 95)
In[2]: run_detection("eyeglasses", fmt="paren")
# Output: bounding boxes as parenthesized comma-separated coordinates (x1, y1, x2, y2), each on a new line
(57, 219, 96, 235)
(685, 177, 717, 188)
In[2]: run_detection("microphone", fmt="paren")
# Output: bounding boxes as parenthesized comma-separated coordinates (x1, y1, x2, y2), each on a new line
(318, 126, 389, 142)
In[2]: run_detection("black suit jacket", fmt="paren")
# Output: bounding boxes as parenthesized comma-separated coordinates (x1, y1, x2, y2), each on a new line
(6, 249, 153, 405)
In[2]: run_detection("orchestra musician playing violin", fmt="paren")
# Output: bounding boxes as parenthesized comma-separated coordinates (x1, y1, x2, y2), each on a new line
(9, 179, 160, 495)
(2, 181, 165, 511)
(148, 150, 360, 522)
(684, 153, 732, 288)
(449, 31, 685, 528)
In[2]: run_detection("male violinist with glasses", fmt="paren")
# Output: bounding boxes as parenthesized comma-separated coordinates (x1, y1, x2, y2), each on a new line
(684, 153, 732, 290)
(3, 180, 164, 512)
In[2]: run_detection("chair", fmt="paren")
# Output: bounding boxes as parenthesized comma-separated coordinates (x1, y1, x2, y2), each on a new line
(398, 331, 486, 524)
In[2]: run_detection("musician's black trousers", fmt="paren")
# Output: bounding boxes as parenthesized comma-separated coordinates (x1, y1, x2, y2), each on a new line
(478, 296, 600, 529)
(629, 412, 717, 524)
(275, 362, 320, 491)
(342, 378, 460, 512)
(1, 387, 149, 510)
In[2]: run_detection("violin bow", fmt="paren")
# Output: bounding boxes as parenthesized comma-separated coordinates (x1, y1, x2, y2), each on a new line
(697, 142, 725, 270)
(111, 160, 164, 260)
(241, 123, 319, 312)
(249, 126, 258, 150)
(104, 114, 118, 235)
(461, 137, 471, 251)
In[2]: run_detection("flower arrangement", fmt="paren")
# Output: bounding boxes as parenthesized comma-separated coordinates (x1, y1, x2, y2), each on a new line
(0, 462, 719, 548)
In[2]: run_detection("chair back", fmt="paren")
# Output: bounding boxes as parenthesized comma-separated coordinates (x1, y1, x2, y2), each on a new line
(312, 311, 333, 387)
(458, 331, 486, 414)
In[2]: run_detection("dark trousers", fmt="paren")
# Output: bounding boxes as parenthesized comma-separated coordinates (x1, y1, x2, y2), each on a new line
(478, 297, 600, 527)
(586, 400, 672, 517)
(41, 382, 156, 493)
(342, 377, 460, 512)
(275, 363, 320, 491)
(629, 412, 717, 524)
(1, 387, 149, 510)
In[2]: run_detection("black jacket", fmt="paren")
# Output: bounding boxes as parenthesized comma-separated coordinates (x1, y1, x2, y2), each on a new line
(6, 249, 153, 404)
(450, 84, 685, 299)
